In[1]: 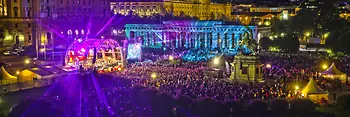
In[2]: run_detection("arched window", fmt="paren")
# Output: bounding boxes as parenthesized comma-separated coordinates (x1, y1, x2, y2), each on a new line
(75, 30, 79, 35)
(81, 29, 85, 35)
(13, 7, 18, 17)
(68, 30, 72, 35)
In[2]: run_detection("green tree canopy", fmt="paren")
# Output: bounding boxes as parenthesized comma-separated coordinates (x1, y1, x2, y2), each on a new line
(334, 30, 350, 53)
(259, 37, 272, 51)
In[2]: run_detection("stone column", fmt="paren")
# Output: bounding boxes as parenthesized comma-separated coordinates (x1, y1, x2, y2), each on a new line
(234, 32, 241, 49)
(153, 32, 156, 46)
(179, 32, 183, 48)
(208, 33, 212, 49)
(143, 32, 147, 46)
(196, 32, 200, 49)
(162, 32, 166, 47)
(188, 32, 192, 48)
(228, 33, 233, 49)
(221, 33, 225, 49)
(212, 32, 218, 49)
(204, 33, 207, 48)
(112, 49, 116, 59)
(175, 32, 179, 48)
(186, 32, 189, 48)
(135, 32, 139, 39)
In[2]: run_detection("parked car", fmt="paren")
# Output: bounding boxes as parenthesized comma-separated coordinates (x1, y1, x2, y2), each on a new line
(3, 51, 11, 56)
(11, 51, 19, 55)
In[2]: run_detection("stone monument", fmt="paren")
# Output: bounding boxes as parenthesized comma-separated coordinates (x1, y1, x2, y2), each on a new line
(230, 54, 263, 82)
(229, 26, 263, 82)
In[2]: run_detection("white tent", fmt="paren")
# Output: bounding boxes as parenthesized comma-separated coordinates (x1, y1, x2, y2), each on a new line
(320, 62, 347, 82)
(0, 66, 17, 85)
(301, 78, 328, 102)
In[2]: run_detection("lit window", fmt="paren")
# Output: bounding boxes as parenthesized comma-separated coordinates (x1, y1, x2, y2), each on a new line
(68, 30, 72, 35)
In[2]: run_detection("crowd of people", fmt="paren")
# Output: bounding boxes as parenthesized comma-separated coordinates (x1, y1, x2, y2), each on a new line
(8, 51, 350, 117)
(115, 63, 294, 102)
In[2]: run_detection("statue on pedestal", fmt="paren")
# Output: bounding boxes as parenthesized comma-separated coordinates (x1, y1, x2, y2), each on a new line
(230, 26, 262, 82)
(236, 26, 258, 55)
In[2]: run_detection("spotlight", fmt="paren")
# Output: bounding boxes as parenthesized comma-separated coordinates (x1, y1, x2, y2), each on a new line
(322, 64, 328, 70)
(213, 58, 219, 65)
(169, 55, 174, 61)
(24, 59, 30, 64)
(151, 72, 157, 79)
(266, 64, 272, 69)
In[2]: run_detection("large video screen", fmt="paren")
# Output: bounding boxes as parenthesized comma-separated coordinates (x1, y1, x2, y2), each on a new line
(127, 43, 141, 59)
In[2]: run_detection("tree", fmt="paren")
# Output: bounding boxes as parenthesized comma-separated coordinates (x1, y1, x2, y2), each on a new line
(209, 12, 216, 20)
(137, 88, 158, 116)
(270, 99, 289, 117)
(131, 85, 146, 106)
(220, 100, 243, 117)
(175, 95, 194, 117)
(271, 18, 289, 35)
(273, 34, 300, 52)
(259, 37, 273, 51)
(316, 0, 340, 35)
(138, 88, 158, 108)
(289, 8, 318, 38)
(336, 94, 350, 110)
(179, 11, 186, 18)
(193, 97, 219, 117)
(221, 14, 228, 21)
(248, 100, 268, 117)
(290, 99, 316, 117)
(0, 28, 5, 45)
(152, 92, 174, 117)
(0, 21, 8, 45)
(334, 30, 350, 53)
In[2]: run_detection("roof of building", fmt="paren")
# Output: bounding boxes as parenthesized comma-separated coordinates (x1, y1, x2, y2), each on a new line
(232, 12, 280, 16)
(112, 0, 163, 2)
(28, 67, 54, 76)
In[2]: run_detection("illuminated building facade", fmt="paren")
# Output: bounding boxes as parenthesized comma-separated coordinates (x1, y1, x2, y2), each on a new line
(0, 0, 40, 46)
(125, 20, 258, 50)
(163, 0, 232, 20)
(110, 0, 232, 20)
(0, 0, 110, 47)
(110, 0, 163, 17)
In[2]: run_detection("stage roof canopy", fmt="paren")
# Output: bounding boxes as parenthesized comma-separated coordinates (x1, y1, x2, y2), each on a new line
(321, 62, 346, 76)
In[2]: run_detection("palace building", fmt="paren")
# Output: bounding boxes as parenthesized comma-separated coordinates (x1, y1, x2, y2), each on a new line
(110, 0, 232, 20)
(125, 20, 259, 50)
(0, 0, 110, 47)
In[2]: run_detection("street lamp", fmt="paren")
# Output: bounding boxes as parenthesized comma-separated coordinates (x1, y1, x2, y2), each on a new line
(305, 32, 311, 37)
(24, 59, 30, 64)
(151, 72, 157, 79)
(213, 57, 220, 65)
(295, 85, 299, 90)
(16, 71, 20, 75)
(322, 64, 328, 70)
(266, 64, 272, 69)
(280, 33, 285, 37)
(40, 48, 45, 53)
(169, 55, 174, 61)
